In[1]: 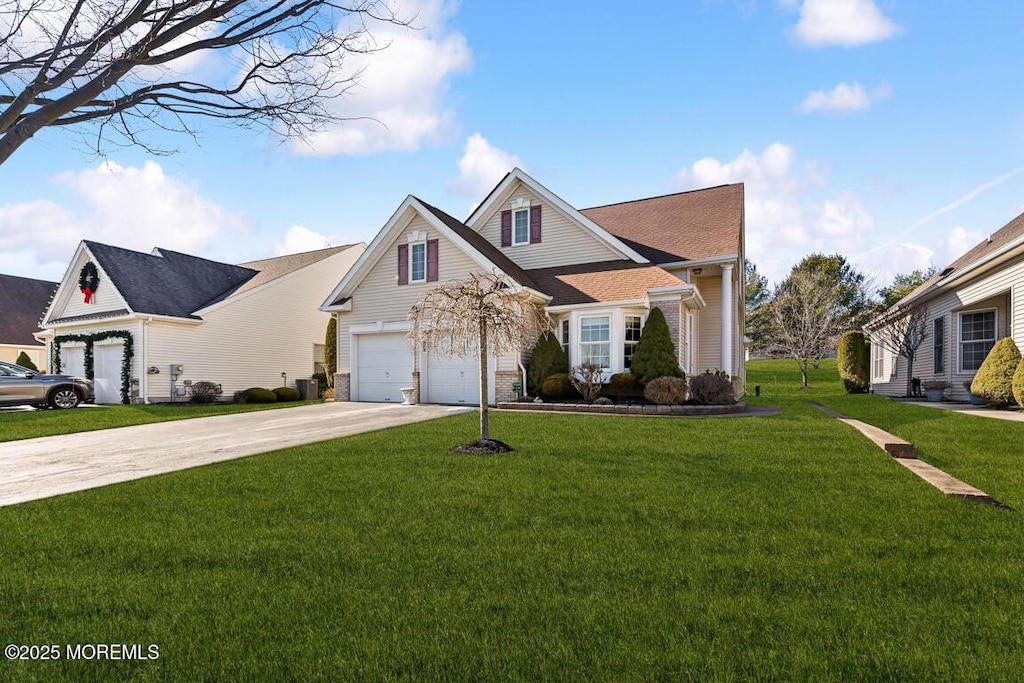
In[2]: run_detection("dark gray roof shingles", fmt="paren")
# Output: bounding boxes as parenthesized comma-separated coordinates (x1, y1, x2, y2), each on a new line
(0, 274, 57, 344)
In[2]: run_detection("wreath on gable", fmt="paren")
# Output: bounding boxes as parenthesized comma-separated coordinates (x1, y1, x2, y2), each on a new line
(78, 262, 99, 303)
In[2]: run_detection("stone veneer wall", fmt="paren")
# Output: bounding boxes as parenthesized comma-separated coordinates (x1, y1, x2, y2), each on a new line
(411, 371, 421, 404)
(333, 373, 350, 401)
(650, 300, 684, 368)
(495, 370, 522, 403)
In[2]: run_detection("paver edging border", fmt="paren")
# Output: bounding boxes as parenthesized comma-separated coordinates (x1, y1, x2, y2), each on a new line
(497, 402, 747, 416)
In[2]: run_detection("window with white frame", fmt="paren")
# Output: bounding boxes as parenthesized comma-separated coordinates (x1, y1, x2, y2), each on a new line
(513, 209, 529, 245)
(959, 309, 996, 372)
(872, 343, 885, 380)
(409, 242, 426, 283)
(579, 316, 610, 369)
(933, 317, 944, 374)
(560, 319, 570, 358)
(623, 315, 642, 369)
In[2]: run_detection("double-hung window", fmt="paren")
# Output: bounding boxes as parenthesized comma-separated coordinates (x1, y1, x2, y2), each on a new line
(409, 242, 426, 283)
(579, 316, 610, 369)
(623, 315, 642, 369)
(960, 310, 996, 372)
(560, 319, 570, 358)
(513, 209, 529, 245)
(872, 342, 885, 380)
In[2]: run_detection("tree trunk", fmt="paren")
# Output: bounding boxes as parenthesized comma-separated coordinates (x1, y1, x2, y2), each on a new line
(478, 318, 489, 441)
(905, 352, 915, 397)
(800, 359, 809, 388)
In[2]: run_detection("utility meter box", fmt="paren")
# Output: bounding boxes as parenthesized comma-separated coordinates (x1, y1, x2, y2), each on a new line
(170, 364, 183, 377)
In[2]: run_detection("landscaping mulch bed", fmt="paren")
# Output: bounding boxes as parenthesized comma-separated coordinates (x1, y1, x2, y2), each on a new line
(497, 401, 747, 416)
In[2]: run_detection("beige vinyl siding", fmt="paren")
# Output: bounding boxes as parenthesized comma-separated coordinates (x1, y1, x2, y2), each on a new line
(476, 184, 622, 269)
(51, 251, 130, 321)
(693, 275, 722, 373)
(139, 248, 361, 402)
(337, 215, 519, 376)
(0, 344, 46, 370)
(871, 254, 1023, 400)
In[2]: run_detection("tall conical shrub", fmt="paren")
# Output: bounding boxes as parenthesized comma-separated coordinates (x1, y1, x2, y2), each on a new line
(837, 331, 869, 393)
(1012, 356, 1024, 408)
(324, 316, 337, 388)
(528, 331, 568, 395)
(971, 337, 1021, 407)
(15, 351, 39, 372)
(630, 307, 683, 385)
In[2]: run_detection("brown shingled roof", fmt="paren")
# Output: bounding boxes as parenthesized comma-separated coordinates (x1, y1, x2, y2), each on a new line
(580, 184, 743, 263)
(526, 261, 685, 307)
(234, 244, 357, 296)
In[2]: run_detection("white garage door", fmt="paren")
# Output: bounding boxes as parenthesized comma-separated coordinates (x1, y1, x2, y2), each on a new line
(62, 346, 85, 378)
(93, 343, 124, 404)
(425, 353, 495, 406)
(355, 333, 413, 403)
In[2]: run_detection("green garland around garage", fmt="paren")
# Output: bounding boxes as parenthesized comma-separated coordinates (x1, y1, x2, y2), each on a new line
(52, 330, 134, 405)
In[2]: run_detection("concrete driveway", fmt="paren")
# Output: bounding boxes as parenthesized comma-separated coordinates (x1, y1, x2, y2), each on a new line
(0, 402, 470, 507)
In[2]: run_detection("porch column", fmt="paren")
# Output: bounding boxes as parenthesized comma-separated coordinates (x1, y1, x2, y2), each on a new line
(720, 263, 734, 377)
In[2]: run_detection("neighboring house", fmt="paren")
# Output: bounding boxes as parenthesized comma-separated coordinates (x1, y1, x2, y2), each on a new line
(0, 273, 57, 370)
(865, 208, 1024, 400)
(37, 241, 364, 404)
(320, 168, 745, 405)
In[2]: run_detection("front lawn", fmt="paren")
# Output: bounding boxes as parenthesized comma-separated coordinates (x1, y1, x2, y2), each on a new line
(1, 361, 1022, 680)
(0, 400, 323, 443)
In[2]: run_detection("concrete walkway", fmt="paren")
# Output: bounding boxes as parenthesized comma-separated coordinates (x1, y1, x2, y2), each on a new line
(903, 401, 1024, 423)
(0, 402, 470, 507)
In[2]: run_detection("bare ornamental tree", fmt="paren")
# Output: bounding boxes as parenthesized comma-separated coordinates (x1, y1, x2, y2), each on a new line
(408, 272, 549, 452)
(767, 269, 847, 388)
(0, 0, 405, 164)
(868, 304, 929, 397)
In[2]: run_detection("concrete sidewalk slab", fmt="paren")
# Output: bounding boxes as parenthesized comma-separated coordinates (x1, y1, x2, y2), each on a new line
(0, 402, 470, 507)
(903, 401, 1024, 422)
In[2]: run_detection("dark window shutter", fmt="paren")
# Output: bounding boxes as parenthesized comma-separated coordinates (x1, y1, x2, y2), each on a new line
(529, 205, 542, 244)
(397, 244, 408, 285)
(426, 239, 439, 282)
(500, 210, 512, 247)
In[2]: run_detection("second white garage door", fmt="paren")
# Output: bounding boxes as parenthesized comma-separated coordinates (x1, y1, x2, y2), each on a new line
(355, 333, 413, 403)
(93, 343, 125, 404)
(424, 353, 494, 405)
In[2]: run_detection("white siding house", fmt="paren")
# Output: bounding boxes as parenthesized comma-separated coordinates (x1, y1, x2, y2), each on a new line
(321, 168, 745, 406)
(866, 209, 1024, 401)
(38, 241, 364, 404)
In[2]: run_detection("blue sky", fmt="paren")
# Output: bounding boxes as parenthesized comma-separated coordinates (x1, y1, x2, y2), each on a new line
(3, 0, 1023, 287)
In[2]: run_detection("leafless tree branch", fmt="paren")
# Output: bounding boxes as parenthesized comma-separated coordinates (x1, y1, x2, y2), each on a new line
(867, 304, 929, 397)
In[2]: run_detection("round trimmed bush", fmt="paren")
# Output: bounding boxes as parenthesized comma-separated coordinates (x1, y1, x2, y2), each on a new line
(273, 386, 301, 402)
(643, 376, 687, 405)
(541, 373, 579, 400)
(528, 330, 569, 395)
(837, 331, 870, 394)
(689, 371, 737, 405)
(970, 337, 1021, 407)
(609, 372, 637, 401)
(1012, 356, 1024, 408)
(239, 387, 277, 404)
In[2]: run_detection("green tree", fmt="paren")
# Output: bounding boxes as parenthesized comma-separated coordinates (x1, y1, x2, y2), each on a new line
(876, 267, 938, 309)
(971, 337, 1021, 407)
(745, 260, 772, 351)
(630, 307, 683, 385)
(527, 331, 569, 395)
(765, 269, 846, 388)
(15, 351, 39, 372)
(837, 331, 870, 393)
(324, 316, 337, 389)
(792, 253, 874, 327)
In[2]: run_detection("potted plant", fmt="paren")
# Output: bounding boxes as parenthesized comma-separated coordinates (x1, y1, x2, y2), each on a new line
(962, 380, 987, 406)
(922, 379, 949, 402)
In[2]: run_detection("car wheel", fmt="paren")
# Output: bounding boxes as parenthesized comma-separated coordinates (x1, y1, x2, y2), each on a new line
(49, 387, 82, 409)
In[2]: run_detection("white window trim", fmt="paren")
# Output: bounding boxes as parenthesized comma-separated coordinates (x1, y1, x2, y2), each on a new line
(933, 317, 945, 374)
(409, 241, 427, 284)
(623, 313, 645, 370)
(871, 343, 885, 381)
(578, 313, 612, 372)
(512, 208, 530, 246)
(957, 307, 997, 374)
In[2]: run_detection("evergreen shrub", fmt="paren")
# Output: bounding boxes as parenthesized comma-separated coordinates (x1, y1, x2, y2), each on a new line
(528, 331, 569, 395)
(837, 331, 870, 394)
(630, 307, 683, 385)
(971, 337, 1021, 406)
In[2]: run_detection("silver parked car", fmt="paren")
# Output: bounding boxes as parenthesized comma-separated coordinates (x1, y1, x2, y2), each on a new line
(0, 361, 94, 409)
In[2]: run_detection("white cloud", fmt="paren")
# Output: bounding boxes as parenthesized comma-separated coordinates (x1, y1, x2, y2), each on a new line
(273, 225, 332, 255)
(796, 81, 891, 114)
(448, 134, 522, 197)
(0, 160, 245, 274)
(294, 0, 471, 156)
(943, 226, 984, 262)
(790, 0, 902, 47)
(677, 142, 875, 283)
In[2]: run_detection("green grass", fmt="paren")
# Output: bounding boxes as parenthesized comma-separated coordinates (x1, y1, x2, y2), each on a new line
(0, 400, 323, 443)
(1, 361, 1023, 681)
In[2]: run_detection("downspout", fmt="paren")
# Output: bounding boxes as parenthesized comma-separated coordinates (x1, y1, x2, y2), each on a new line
(142, 317, 152, 404)
(519, 357, 528, 399)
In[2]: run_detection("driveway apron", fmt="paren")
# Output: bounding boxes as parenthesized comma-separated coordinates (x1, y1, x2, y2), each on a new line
(0, 402, 470, 507)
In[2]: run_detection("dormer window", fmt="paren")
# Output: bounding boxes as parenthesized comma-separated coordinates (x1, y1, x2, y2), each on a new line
(513, 209, 529, 245)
